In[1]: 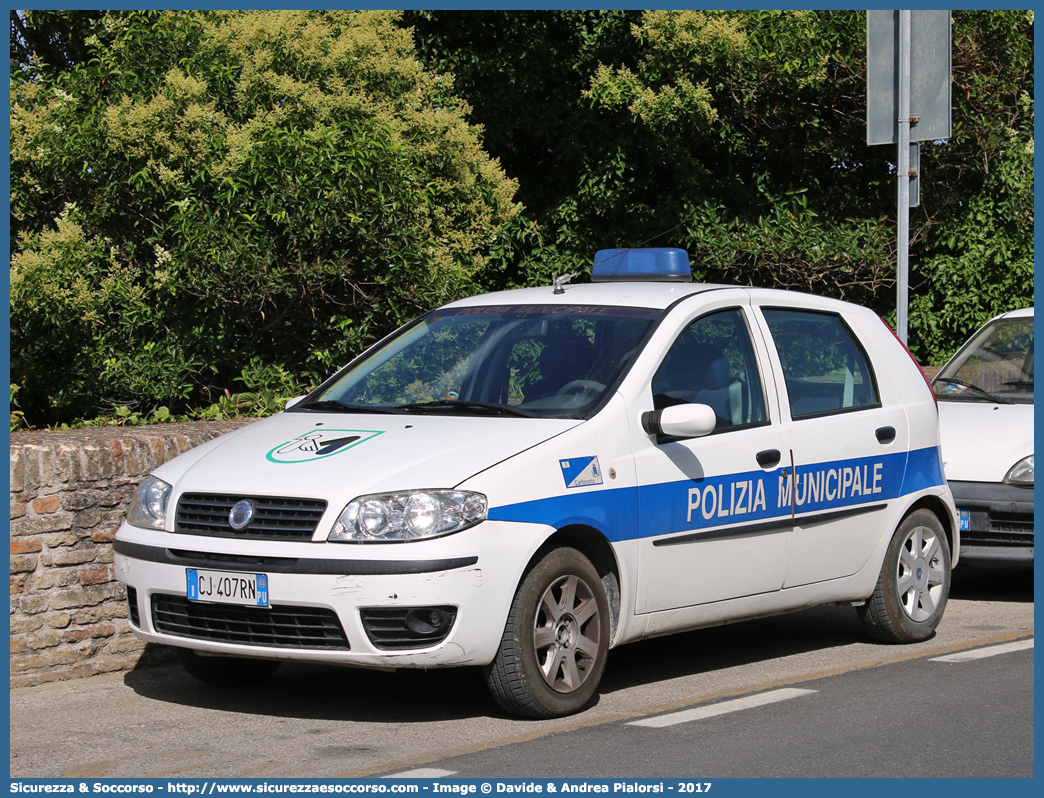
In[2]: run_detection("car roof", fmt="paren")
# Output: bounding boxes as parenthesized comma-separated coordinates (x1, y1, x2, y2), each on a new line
(441, 281, 734, 312)
(996, 307, 1034, 320)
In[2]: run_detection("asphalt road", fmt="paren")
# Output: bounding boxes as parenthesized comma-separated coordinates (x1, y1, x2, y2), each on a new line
(8, 568, 1033, 779)
(386, 643, 1033, 778)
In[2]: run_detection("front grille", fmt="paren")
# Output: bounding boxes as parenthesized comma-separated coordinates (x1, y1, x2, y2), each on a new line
(152, 595, 349, 650)
(991, 511, 1034, 537)
(360, 606, 457, 650)
(127, 586, 140, 627)
(175, 494, 327, 541)
(962, 510, 1034, 548)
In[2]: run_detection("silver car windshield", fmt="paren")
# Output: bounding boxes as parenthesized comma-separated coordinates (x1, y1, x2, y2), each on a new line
(933, 316, 1034, 405)
(301, 304, 661, 418)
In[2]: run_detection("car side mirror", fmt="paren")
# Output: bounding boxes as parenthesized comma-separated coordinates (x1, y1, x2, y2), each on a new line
(284, 395, 307, 409)
(641, 403, 717, 439)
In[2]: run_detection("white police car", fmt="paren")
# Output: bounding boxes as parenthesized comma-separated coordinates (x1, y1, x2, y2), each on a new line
(115, 249, 958, 718)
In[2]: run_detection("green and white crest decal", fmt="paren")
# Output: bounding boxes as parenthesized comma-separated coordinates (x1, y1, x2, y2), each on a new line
(266, 429, 384, 464)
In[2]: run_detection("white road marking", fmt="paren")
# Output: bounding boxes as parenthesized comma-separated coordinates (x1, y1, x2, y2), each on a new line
(931, 638, 1034, 663)
(628, 687, 818, 728)
(382, 768, 457, 778)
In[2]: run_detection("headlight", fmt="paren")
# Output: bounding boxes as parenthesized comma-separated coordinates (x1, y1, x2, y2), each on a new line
(127, 476, 173, 530)
(1004, 455, 1034, 486)
(329, 490, 487, 542)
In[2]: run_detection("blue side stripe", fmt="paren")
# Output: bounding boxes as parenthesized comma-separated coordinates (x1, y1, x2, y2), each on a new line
(487, 447, 946, 542)
(488, 486, 639, 543)
(901, 445, 947, 497)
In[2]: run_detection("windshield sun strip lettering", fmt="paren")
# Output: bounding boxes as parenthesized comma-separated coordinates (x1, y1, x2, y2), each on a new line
(429, 304, 665, 320)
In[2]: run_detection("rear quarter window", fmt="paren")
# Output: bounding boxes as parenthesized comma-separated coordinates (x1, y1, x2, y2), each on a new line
(762, 308, 880, 419)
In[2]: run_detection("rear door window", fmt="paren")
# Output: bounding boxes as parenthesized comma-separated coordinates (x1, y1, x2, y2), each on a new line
(762, 308, 879, 419)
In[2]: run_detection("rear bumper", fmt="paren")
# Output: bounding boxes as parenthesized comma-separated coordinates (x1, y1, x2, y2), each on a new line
(950, 480, 1033, 568)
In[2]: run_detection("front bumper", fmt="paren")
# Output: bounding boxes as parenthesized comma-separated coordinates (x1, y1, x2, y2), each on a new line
(114, 518, 547, 668)
(950, 480, 1033, 568)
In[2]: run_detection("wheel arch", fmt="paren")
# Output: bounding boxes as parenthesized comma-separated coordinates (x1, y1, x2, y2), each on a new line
(525, 524, 622, 645)
(902, 494, 957, 562)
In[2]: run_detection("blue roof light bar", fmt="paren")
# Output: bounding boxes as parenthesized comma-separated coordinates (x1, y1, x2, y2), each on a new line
(592, 248, 692, 283)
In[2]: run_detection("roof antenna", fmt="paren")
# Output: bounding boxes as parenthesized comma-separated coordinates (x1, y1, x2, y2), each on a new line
(552, 272, 577, 295)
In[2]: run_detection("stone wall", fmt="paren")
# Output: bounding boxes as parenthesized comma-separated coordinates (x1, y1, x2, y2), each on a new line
(9, 420, 257, 687)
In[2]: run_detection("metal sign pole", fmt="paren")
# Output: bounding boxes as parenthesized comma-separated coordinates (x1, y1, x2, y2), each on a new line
(896, 11, 912, 344)
(867, 9, 950, 346)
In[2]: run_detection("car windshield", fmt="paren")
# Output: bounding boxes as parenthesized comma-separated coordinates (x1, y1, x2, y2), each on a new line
(933, 315, 1034, 405)
(301, 304, 661, 418)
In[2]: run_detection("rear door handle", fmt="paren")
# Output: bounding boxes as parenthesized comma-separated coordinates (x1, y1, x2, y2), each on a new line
(876, 426, 896, 444)
(756, 449, 781, 468)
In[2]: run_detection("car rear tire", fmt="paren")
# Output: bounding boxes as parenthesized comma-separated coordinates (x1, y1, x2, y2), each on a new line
(176, 647, 281, 687)
(859, 508, 951, 643)
(484, 547, 610, 718)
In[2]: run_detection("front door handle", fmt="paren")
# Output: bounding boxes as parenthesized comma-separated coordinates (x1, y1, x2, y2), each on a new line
(876, 426, 896, 444)
(756, 449, 781, 468)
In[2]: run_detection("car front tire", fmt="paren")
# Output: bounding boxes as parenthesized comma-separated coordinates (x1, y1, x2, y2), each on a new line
(484, 547, 610, 718)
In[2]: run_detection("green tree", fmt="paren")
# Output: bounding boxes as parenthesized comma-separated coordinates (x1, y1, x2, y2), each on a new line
(907, 122, 1034, 360)
(10, 9, 103, 77)
(411, 10, 898, 298)
(11, 10, 518, 425)
(408, 10, 1033, 363)
(906, 11, 1034, 362)
(405, 9, 644, 289)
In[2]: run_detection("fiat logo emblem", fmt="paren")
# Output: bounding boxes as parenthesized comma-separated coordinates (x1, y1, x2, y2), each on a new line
(228, 500, 255, 530)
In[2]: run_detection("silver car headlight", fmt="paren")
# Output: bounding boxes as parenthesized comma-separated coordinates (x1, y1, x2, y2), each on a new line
(126, 476, 173, 530)
(329, 490, 487, 542)
(1004, 455, 1034, 486)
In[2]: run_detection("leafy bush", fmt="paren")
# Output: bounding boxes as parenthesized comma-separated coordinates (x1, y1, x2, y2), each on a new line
(412, 10, 1034, 361)
(10, 10, 518, 427)
(10, 357, 310, 432)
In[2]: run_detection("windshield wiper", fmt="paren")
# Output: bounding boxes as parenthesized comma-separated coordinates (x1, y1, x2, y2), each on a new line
(295, 400, 395, 414)
(933, 377, 1012, 404)
(394, 399, 535, 418)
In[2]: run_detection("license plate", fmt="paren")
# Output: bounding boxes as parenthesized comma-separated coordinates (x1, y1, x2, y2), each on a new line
(186, 568, 269, 608)
(958, 509, 971, 532)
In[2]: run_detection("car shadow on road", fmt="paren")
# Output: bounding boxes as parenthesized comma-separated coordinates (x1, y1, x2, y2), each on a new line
(123, 655, 496, 722)
(122, 606, 863, 724)
(950, 566, 1034, 602)
(118, 603, 867, 724)
(598, 602, 868, 696)
(600, 567, 1034, 696)
(123, 569, 1032, 724)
